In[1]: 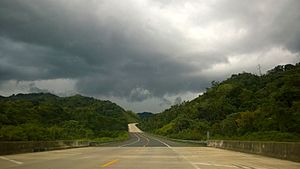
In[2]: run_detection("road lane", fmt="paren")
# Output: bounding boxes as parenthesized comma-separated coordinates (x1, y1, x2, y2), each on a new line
(110, 123, 201, 147)
(0, 123, 299, 169)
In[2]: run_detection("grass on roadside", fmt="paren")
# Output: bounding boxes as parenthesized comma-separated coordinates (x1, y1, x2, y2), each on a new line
(80, 131, 129, 143)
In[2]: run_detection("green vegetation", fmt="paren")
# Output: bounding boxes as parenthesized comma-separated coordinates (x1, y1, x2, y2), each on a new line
(0, 94, 129, 141)
(124, 110, 140, 123)
(82, 131, 129, 142)
(140, 63, 300, 142)
(137, 112, 154, 119)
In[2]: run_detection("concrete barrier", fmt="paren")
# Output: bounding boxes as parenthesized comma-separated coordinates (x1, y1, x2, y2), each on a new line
(207, 140, 300, 162)
(0, 140, 90, 155)
(168, 138, 207, 145)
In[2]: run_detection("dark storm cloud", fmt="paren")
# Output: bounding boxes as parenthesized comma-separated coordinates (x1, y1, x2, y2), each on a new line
(0, 0, 300, 104)
(0, 37, 93, 81)
(76, 56, 210, 99)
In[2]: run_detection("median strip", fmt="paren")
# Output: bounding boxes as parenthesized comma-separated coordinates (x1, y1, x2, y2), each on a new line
(101, 159, 118, 167)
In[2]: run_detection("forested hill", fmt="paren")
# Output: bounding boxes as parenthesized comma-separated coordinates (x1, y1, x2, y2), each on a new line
(0, 93, 129, 141)
(140, 63, 300, 141)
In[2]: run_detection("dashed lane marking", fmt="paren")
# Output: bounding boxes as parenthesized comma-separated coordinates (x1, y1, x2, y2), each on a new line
(139, 133, 150, 147)
(101, 159, 118, 167)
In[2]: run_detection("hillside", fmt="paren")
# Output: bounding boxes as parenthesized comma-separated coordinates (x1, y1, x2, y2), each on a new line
(0, 93, 128, 141)
(124, 110, 140, 123)
(140, 63, 300, 141)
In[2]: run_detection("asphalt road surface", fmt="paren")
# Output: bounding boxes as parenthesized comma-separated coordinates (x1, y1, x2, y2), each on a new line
(0, 124, 299, 169)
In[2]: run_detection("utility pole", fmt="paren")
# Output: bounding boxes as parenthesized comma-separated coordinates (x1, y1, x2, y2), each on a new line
(207, 131, 210, 140)
(257, 64, 262, 76)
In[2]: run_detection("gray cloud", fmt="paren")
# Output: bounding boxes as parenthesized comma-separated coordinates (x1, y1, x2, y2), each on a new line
(0, 0, 300, 112)
(28, 83, 49, 93)
(174, 97, 182, 105)
(159, 98, 172, 107)
(128, 87, 152, 102)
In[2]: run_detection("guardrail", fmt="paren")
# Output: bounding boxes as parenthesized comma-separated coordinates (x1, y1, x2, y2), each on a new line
(0, 140, 91, 155)
(0, 140, 117, 155)
(168, 138, 207, 145)
(207, 140, 300, 162)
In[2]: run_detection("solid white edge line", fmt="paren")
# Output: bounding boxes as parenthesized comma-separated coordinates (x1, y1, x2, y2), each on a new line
(148, 136, 201, 169)
(130, 125, 199, 169)
(0, 156, 23, 165)
(150, 136, 171, 148)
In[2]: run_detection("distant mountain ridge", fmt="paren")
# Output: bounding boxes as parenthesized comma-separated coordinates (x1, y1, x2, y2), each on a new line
(138, 112, 154, 119)
(140, 62, 300, 141)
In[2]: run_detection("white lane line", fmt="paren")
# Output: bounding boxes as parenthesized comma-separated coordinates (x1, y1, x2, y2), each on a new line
(233, 164, 268, 169)
(150, 136, 171, 148)
(193, 162, 238, 168)
(0, 156, 23, 165)
(148, 135, 200, 169)
(144, 137, 150, 147)
(174, 153, 201, 169)
(120, 155, 187, 158)
(139, 133, 150, 147)
(119, 133, 141, 147)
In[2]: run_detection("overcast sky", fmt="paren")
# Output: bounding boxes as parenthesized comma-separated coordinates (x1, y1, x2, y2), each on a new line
(0, 0, 299, 113)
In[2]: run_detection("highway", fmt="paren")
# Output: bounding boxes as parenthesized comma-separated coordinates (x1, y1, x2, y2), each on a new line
(0, 123, 299, 169)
